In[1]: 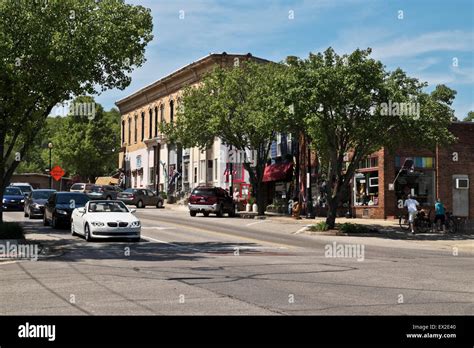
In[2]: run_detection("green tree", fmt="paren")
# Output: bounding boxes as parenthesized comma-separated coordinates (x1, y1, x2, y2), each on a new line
(464, 111, 474, 122)
(0, 0, 153, 222)
(163, 61, 288, 215)
(51, 97, 121, 182)
(290, 48, 456, 228)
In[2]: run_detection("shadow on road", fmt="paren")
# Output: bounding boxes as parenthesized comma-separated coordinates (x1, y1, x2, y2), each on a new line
(17, 218, 275, 262)
(344, 224, 474, 241)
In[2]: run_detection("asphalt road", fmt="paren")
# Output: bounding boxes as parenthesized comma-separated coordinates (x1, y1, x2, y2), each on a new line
(1, 208, 473, 315)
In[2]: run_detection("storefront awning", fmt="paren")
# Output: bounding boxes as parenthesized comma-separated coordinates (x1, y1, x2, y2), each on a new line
(262, 162, 293, 182)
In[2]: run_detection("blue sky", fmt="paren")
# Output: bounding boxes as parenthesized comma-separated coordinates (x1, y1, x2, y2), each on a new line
(95, 0, 474, 119)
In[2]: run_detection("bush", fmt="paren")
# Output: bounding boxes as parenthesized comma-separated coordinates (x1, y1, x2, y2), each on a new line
(309, 221, 329, 232)
(0, 222, 25, 239)
(337, 223, 371, 234)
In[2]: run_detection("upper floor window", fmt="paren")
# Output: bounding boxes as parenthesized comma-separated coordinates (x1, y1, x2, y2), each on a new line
(169, 100, 174, 124)
(160, 104, 165, 124)
(121, 120, 125, 145)
(154, 106, 158, 137)
(148, 109, 153, 139)
(133, 115, 137, 143)
(141, 112, 145, 141)
(358, 156, 378, 169)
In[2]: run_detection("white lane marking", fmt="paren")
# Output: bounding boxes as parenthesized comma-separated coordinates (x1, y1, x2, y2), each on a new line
(246, 220, 267, 226)
(141, 235, 287, 251)
(293, 226, 310, 234)
(141, 226, 176, 230)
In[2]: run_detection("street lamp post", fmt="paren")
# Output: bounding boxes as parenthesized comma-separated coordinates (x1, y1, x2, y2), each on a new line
(48, 142, 53, 189)
(306, 138, 315, 219)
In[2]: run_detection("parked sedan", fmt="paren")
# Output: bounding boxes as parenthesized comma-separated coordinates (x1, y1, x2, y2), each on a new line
(69, 183, 95, 193)
(43, 192, 90, 228)
(24, 189, 56, 218)
(11, 183, 33, 196)
(71, 200, 141, 242)
(1, 186, 25, 211)
(87, 185, 122, 200)
(117, 188, 164, 208)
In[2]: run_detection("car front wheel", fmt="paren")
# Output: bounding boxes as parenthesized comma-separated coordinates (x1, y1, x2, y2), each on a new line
(137, 200, 144, 208)
(71, 221, 76, 236)
(84, 224, 92, 242)
(156, 200, 163, 208)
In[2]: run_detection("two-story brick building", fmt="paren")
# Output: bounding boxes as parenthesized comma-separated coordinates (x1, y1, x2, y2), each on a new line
(352, 122, 474, 221)
(115, 53, 267, 197)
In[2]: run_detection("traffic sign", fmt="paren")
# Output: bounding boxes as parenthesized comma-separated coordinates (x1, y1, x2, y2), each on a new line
(50, 165, 65, 181)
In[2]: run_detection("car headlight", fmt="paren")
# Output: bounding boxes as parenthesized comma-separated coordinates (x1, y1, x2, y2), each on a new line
(91, 222, 105, 227)
(21, 199, 24, 203)
(2, 199, 6, 203)
(33, 203, 41, 208)
(57, 209, 68, 215)
(130, 221, 140, 227)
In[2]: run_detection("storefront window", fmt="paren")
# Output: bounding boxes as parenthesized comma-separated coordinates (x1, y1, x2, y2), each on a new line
(395, 170, 435, 206)
(354, 171, 379, 206)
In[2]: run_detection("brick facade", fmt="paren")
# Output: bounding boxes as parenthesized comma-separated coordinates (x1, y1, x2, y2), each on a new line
(353, 122, 474, 220)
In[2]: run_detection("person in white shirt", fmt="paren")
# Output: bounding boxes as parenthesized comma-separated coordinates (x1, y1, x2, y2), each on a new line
(404, 194, 420, 234)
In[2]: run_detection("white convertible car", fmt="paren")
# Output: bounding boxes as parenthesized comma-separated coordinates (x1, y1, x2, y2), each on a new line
(71, 200, 141, 242)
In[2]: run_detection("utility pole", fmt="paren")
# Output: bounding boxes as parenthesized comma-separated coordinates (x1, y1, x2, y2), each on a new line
(306, 137, 314, 219)
(48, 142, 53, 189)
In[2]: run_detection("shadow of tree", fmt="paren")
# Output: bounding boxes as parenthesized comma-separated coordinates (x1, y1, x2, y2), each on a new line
(340, 223, 474, 241)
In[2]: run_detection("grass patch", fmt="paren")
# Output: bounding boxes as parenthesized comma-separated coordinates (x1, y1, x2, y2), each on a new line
(309, 221, 329, 232)
(0, 222, 25, 239)
(337, 223, 372, 234)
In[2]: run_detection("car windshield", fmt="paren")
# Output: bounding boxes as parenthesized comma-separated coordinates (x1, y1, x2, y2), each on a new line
(123, 188, 136, 193)
(5, 187, 22, 195)
(91, 186, 104, 192)
(57, 194, 89, 205)
(71, 184, 84, 190)
(88, 201, 129, 213)
(192, 189, 215, 196)
(32, 191, 54, 199)
(14, 185, 31, 193)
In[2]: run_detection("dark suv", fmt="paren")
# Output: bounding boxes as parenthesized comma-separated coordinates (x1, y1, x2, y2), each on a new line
(44, 192, 90, 228)
(188, 186, 235, 217)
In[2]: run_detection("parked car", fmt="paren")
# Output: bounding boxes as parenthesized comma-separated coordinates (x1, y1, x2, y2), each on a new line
(69, 183, 95, 193)
(11, 182, 33, 196)
(43, 192, 90, 228)
(188, 186, 235, 217)
(117, 188, 164, 208)
(1, 186, 25, 211)
(71, 200, 140, 242)
(87, 185, 123, 200)
(24, 189, 56, 219)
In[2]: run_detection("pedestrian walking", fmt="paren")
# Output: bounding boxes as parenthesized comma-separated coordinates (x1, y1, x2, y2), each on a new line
(404, 194, 419, 234)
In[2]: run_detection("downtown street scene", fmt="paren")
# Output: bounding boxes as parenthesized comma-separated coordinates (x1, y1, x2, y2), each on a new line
(0, 0, 473, 346)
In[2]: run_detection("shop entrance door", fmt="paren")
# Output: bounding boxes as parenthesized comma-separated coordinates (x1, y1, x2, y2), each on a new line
(452, 174, 469, 217)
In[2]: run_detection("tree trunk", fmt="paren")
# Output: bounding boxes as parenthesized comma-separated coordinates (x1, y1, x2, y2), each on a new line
(326, 197, 338, 229)
(256, 183, 265, 215)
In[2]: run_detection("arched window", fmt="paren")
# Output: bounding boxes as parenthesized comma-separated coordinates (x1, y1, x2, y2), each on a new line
(134, 115, 138, 143)
(160, 104, 164, 124)
(169, 100, 174, 124)
(121, 120, 125, 145)
(154, 106, 158, 137)
(141, 112, 145, 141)
(148, 109, 152, 139)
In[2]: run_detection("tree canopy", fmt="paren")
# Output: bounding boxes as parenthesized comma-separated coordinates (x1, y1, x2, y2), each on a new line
(163, 61, 289, 214)
(0, 0, 153, 221)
